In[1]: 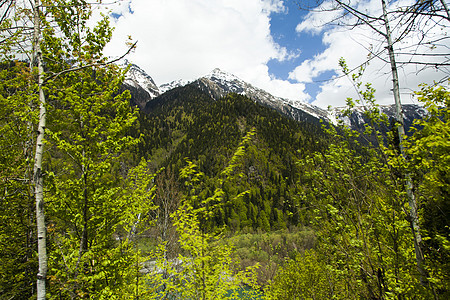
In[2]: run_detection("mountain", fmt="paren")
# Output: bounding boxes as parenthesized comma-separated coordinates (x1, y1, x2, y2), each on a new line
(122, 63, 425, 132)
(132, 86, 328, 232)
(123, 64, 428, 233)
(159, 79, 190, 94)
(194, 68, 329, 124)
(329, 103, 428, 135)
(122, 61, 160, 109)
(122, 65, 330, 124)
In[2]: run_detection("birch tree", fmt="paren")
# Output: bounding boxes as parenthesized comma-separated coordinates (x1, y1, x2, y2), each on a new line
(31, 2, 47, 298)
(2, 1, 138, 298)
(300, 0, 449, 288)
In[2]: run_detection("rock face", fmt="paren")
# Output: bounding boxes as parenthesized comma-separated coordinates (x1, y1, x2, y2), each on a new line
(329, 104, 427, 134)
(122, 62, 160, 109)
(121, 63, 426, 132)
(193, 68, 330, 125)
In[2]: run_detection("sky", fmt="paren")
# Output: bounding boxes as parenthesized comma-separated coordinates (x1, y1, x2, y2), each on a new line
(98, 0, 449, 108)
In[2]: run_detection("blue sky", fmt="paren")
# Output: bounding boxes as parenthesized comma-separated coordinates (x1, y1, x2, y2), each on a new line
(267, 2, 323, 79)
(267, 1, 342, 100)
(101, 0, 448, 108)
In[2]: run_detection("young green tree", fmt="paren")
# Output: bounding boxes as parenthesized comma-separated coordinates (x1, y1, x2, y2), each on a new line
(298, 131, 424, 298)
(1, 1, 138, 298)
(405, 83, 450, 297)
(44, 60, 143, 297)
(305, 1, 449, 282)
(37, 7, 151, 294)
(288, 71, 443, 298)
(148, 129, 262, 299)
(152, 166, 182, 260)
(265, 250, 345, 299)
(0, 2, 43, 298)
(0, 60, 38, 299)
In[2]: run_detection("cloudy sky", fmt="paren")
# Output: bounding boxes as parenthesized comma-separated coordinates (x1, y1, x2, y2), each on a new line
(98, 0, 449, 108)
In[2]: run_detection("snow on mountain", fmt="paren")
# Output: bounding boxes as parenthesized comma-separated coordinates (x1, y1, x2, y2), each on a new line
(198, 68, 330, 123)
(329, 103, 428, 132)
(159, 79, 190, 94)
(123, 62, 160, 99)
(121, 64, 329, 123)
(119, 63, 426, 131)
(205, 69, 328, 117)
(197, 68, 427, 131)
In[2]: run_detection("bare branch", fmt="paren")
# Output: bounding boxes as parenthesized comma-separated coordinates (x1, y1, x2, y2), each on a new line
(44, 41, 137, 82)
(334, 0, 387, 37)
(0, 0, 14, 25)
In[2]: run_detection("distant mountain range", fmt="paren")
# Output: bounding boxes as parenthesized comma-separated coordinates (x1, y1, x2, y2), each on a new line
(122, 62, 427, 132)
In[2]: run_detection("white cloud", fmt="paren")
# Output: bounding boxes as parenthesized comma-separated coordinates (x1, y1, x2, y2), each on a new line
(98, 0, 310, 101)
(241, 64, 310, 102)
(295, 0, 346, 36)
(261, 0, 287, 14)
(291, 0, 449, 108)
(94, 0, 449, 109)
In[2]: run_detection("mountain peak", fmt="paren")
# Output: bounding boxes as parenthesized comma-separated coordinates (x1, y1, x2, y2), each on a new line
(159, 79, 190, 94)
(206, 68, 240, 82)
(120, 60, 160, 109)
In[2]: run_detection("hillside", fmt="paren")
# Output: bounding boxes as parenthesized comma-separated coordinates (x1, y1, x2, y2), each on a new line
(133, 84, 327, 231)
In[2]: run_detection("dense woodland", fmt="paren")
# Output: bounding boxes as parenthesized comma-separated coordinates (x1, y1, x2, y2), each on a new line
(0, 1, 449, 299)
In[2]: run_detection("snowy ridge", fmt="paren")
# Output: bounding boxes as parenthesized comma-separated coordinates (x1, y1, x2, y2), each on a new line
(201, 68, 330, 123)
(118, 63, 426, 131)
(122, 60, 160, 99)
(159, 79, 190, 94)
(329, 104, 427, 129)
(207, 68, 241, 82)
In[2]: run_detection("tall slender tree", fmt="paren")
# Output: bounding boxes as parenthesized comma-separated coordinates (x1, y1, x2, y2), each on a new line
(2, 1, 137, 298)
(301, 0, 449, 286)
(31, 1, 47, 298)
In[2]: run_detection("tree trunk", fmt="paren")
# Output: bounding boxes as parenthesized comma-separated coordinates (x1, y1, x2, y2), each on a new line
(32, 0, 47, 298)
(381, 0, 427, 286)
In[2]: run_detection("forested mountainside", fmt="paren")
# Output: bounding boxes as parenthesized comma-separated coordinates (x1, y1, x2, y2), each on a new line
(127, 82, 449, 298)
(132, 83, 327, 231)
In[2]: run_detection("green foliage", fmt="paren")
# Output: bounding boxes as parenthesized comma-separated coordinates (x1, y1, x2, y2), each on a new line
(1, 1, 157, 297)
(2, 3, 447, 297)
(406, 83, 450, 296)
(147, 131, 262, 300)
(299, 135, 425, 298)
(137, 89, 327, 232)
(44, 60, 150, 298)
(265, 250, 345, 299)
(228, 228, 316, 285)
(151, 201, 260, 300)
(0, 61, 38, 299)
(288, 63, 440, 299)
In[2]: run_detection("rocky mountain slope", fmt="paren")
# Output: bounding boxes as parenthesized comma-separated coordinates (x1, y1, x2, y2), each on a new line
(329, 104, 427, 134)
(122, 62, 426, 131)
(122, 61, 160, 109)
(194, 68, 330, 124)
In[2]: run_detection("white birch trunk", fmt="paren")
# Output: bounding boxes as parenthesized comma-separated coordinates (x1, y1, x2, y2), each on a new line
(32, 0, 47, 298)
(381, 0, 426, 285)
